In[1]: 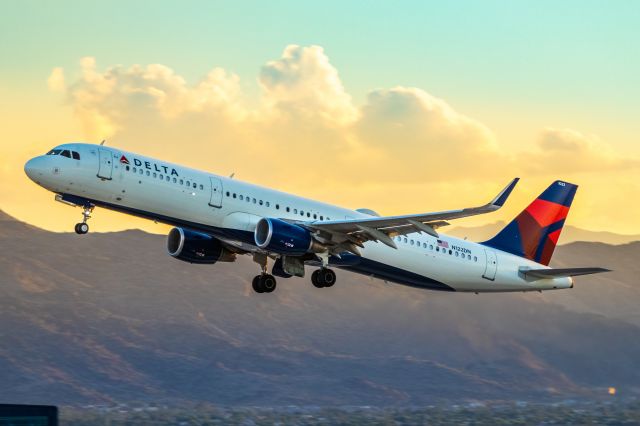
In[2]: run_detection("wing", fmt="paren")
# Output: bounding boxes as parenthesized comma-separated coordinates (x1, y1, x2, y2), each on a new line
(303, 178, 519, 255)
(520, 267, 611, 280)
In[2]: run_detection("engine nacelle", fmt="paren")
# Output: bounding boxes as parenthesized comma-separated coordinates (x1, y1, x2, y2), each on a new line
(167, 227, 236, 264)
(254, 218, 324, 255)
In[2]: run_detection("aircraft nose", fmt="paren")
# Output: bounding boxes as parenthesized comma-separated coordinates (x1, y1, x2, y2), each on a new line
(24, 156, 46, 182)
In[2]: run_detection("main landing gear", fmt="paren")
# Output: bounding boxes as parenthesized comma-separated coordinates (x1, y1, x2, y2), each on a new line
(252, 274, 277, 293)
(74, 205, 94, 235)
(311, 268, 336, 288)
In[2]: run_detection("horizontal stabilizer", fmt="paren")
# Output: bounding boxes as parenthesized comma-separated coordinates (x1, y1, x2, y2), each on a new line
(520, 267, 610, 280)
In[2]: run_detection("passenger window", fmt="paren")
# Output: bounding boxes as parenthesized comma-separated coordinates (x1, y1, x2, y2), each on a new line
(153, 173, 157, 178)
(286, 207, 290, 212)
(146, 171, 150, 176)
(320, 215, 324, 220)
(307, 212, 311, 217)
(199, 184, 203, 189)
(72, 151, 80, 160)
(233, 193, 236, 198)
(173, 178, 177, 183)
(430, 245, 434, 250)
(126, 165, 130, 171)
(253, 198, 256, 204)
(455, 252, 459, 257)
(133, 167, 137, 173)
(410, 240, 414, 245)
(159, 174, 163, 180)
(180, 179, 184, 185)
(474, 256, 478, 262)
(239, 195, 244, 200)
(423, 243, 427, 248)
(449, 250, 453, 255)
(468, 254, 471, 260)
(247, 197, 250, 203)
(436, 247, 440, 252)
(61, 150, 71, 158)
(294, 209, 298, 214)
(276, 204, 280, 210)
(403, 238, 408, 243)
(313, 214, 317, 219)
(193, 183, 196, 188)
(266, 202, 270, 207)
(167, 176, 171, 182)
(300, 211, 304, 216)
(226, 191, 230, 197)
(259, 200, 263, 205)
(186, 181, 190, 186)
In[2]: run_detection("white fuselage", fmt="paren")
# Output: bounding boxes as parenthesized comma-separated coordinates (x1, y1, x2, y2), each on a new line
(24, 143, 572, 293)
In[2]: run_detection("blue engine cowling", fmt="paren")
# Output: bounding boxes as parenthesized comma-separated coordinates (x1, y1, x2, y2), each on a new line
(167, 227, 236, 264)
(254, 218, 317, 255)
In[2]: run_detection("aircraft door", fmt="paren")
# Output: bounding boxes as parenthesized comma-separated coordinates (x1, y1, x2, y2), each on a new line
(482, 249, 497, 281)
(97, 149, 113, 180)
(209, 176, 223, 208)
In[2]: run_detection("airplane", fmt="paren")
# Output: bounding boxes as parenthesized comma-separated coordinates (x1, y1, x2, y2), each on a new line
(24, 143, 609, 294)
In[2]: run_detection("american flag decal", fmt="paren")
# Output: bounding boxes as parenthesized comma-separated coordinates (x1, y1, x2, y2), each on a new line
(437, 239, 449, 249)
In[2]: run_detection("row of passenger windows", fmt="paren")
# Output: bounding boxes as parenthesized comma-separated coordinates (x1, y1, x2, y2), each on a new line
(47, 149, 80, 160)
(225, 191, 331, 221)
(125, 165, 204, 190)
(395, 236, 478, 262)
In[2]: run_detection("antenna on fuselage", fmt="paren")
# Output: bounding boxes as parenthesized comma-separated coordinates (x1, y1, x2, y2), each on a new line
(229, 172, 235, 179)
(100, 140, 106, 146)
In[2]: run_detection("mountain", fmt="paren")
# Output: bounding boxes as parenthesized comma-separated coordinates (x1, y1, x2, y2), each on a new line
(0, 210, 639, 406)
(448, 221, 640, 245)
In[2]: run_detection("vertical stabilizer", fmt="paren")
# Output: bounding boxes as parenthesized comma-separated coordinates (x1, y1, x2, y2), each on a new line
(482, 181, 577, 265)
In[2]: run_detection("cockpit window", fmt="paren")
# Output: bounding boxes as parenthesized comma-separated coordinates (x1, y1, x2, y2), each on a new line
(61, 150, 71, 158)
(46, 149, 62, 155)
(72, 151, 80, 160)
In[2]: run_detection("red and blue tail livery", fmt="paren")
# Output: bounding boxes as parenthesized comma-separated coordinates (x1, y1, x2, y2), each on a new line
(482, 180, 577, 266)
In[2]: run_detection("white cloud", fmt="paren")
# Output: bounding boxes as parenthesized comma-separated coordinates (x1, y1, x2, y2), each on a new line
(259, 45, 358, 126)
(47, 67, 66, 92)
(64, 56, 244, 139)
(523, 127, 639, 173)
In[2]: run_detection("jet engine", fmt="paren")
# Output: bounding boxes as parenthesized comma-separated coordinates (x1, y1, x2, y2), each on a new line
(167, 227, 236, 264)
(254, 218, 325, 256)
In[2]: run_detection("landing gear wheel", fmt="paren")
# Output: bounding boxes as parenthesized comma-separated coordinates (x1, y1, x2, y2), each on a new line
(312, 268, 336, 288)
(311, 270, 325, 288)
(252, 274, 277, 293)
(261, 274, 277, 293)
(252, 275, 264, 293)
(320, 268, 336, 287)
(74, 222, 89, 235)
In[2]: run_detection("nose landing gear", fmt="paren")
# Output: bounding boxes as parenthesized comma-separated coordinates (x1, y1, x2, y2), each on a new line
(74, 205, 94, 235)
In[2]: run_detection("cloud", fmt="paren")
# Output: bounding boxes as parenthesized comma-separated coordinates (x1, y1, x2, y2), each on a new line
(259, 45, 358, 126)
(523, 128, 639, 174)
(45, 45, 636, 205)
(63, 56, 244, 139)
(355, 87, 504, 179)
(47, 67, 65, 92)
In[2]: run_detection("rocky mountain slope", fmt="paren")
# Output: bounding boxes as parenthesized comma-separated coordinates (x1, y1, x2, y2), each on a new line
(0, 210, 638, 406)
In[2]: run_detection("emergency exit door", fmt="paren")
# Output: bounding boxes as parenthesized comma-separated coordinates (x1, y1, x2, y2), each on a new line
(482, 249, 497, 281)
(209, 177, 223, 208)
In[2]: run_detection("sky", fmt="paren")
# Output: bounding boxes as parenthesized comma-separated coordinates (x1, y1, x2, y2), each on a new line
(1, 0, 639, 235)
